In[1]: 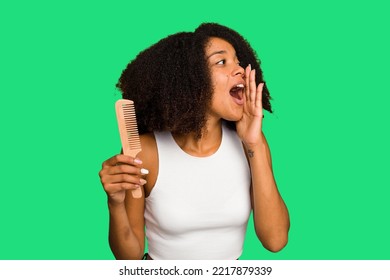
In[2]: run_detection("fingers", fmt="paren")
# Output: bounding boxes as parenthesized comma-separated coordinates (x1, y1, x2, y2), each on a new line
(105, 182, 142, 193)
(256, 82, 264, 110)
(101, 173, 146, 185)
(245, 64, 264, 107)
(106, 164, 147, 176)
(99, 170, 147, 189)
(99, 154, 148, 195)
(102, 154, 142, 168)
(245, 64, 251, 102)
(249, 68, 257, 103)
(100, 173, 147, 194)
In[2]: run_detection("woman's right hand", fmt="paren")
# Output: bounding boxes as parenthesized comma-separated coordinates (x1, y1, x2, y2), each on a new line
(98, 154, 148, 205)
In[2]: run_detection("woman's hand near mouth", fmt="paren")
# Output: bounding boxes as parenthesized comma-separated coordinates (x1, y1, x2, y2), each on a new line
(236, 64, 265, 148)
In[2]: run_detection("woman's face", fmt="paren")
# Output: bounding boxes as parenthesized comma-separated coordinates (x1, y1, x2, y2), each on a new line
(205, 37, 246, 122)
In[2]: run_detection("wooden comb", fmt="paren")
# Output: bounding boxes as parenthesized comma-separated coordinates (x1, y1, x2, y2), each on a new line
(115, 99, 143, 198)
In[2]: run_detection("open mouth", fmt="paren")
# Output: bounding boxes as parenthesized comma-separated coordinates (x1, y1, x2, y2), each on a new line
(229, 83, 245, 105)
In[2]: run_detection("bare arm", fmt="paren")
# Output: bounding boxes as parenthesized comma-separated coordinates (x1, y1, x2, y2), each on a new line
(99, 134, 157, 259)
(246, 133, 290, 252)
(237, 65, 289, 252)
(108, 193, 145, 259)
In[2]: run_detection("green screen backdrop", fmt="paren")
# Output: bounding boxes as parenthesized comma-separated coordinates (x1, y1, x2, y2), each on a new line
(1, 0, 389, 260)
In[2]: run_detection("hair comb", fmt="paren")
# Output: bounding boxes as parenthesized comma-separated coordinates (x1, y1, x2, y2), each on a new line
(115, 99, 143, 198)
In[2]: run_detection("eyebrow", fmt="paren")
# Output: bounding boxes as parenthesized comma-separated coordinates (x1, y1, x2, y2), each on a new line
(207, 50, 227, 59)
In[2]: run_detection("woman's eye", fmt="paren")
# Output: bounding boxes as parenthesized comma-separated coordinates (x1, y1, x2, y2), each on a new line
(216, 60, 225, 65)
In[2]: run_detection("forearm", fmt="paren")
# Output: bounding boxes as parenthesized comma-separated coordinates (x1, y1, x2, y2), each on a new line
(108, 202, 144, 259)
(246, 140, 290, 252)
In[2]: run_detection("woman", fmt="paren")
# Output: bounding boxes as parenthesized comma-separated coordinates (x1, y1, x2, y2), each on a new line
(99, 23, 290, 260)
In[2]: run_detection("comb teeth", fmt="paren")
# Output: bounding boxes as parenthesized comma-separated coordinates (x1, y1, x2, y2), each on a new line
(122, 103, 141, 150)
(115, 99, 142, 155)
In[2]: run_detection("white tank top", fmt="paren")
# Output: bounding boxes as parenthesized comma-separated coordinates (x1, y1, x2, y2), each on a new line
(144, 123, 251, 259)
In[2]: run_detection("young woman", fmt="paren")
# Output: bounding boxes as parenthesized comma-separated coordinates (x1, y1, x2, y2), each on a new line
(99, 23, 290, 260)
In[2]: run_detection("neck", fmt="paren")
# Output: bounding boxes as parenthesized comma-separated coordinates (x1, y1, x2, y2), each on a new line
(172, 118, 223, 157)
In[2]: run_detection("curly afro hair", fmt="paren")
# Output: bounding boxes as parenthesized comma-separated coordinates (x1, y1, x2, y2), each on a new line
(116, 23, 272, 137)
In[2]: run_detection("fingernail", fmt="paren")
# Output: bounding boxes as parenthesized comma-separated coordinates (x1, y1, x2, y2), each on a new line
(140, 179, 147, 185)
(134, 158, 143, 164)
(141, 168, 149, 175)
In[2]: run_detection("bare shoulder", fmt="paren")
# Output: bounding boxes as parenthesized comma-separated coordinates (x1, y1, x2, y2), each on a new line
(140, 132, 157, 148)
(139, 132, 158, 163)
(138, 133, 159, 196)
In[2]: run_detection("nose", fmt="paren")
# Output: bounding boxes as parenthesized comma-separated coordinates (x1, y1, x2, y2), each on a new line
(233, 64, 245, 78)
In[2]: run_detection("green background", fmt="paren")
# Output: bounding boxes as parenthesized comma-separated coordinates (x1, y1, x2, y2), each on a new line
(1, 0, 389, 260)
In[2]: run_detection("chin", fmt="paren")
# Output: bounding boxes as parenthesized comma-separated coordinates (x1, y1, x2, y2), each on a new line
(223, 112, 243, 122)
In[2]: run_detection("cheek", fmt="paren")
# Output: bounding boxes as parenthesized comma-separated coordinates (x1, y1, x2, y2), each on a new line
(211, 72, 229, 92)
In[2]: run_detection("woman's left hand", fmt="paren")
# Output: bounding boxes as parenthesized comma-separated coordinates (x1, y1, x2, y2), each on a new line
(236, 64, 264, 148)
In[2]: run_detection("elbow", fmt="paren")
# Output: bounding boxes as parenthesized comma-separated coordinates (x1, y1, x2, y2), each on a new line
(257, 229, 289, 253)
(262, 236, 288, 253)
(109, 235, 145, 260)
(110, 245, 144, 260)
